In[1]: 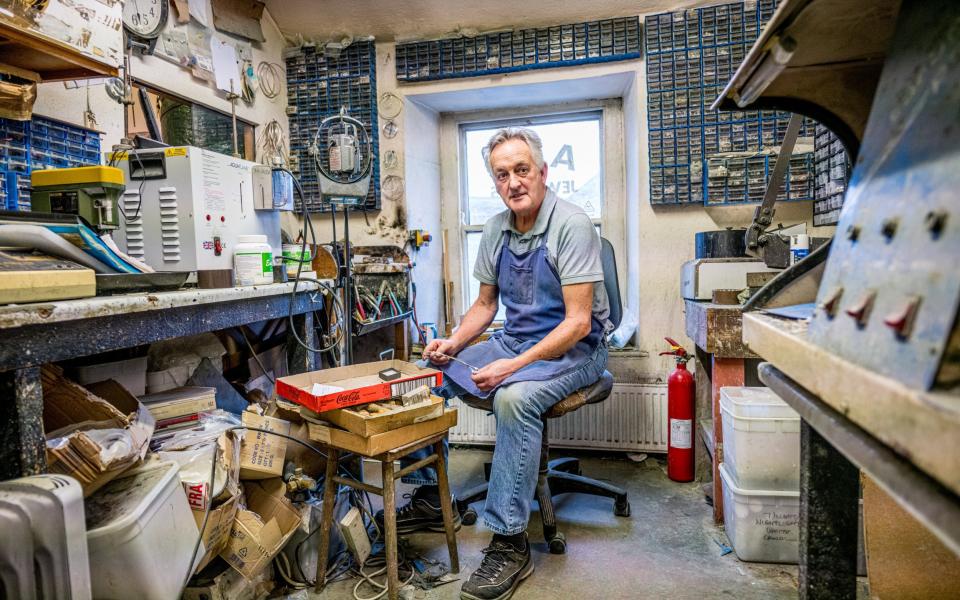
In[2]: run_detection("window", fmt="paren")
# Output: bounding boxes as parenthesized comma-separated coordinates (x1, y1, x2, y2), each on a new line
(126, 83, 256, 160)
(459, 111, 606, 319)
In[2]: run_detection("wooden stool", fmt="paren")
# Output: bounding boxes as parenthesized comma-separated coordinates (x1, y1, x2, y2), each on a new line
(314, 432, 460, 600)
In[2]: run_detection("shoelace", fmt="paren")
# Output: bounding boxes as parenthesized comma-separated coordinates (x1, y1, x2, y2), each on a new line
(396, 493, 418, 517)
(473, 542, 514, 582)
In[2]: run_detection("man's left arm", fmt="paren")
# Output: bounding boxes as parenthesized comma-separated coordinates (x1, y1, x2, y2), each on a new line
(471, 282, 593, 391)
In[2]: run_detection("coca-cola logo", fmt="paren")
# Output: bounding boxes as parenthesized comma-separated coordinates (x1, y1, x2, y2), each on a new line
(336, 391, 361, 405)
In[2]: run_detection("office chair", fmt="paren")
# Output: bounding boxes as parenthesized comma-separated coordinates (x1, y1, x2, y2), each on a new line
(455, 237, 630, 554)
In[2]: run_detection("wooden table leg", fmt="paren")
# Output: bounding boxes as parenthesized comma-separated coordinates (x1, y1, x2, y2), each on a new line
(434, 439, 460, 573)
(382, 459, 400, 600)
(314, 448, 340, 593)
(711, 356, 745, 523)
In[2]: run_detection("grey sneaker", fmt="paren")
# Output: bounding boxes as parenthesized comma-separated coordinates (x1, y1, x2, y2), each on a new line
(460, 533, 533, 600)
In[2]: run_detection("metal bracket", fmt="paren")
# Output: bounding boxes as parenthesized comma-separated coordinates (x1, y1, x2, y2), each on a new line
(746, 113, 803, 260)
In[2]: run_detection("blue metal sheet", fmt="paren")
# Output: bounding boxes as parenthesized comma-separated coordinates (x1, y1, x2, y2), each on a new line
(807, 0, 960, 390)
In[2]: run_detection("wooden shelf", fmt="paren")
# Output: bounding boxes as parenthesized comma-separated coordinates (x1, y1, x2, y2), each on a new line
(743, 311, 960, 497)
(0, 18, 118, 80)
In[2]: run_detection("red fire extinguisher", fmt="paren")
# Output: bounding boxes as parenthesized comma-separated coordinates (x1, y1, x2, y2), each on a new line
(661, 337, 695, 482)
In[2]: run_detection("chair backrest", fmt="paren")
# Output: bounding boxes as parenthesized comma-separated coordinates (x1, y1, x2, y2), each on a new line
(600, 237, 622, 330)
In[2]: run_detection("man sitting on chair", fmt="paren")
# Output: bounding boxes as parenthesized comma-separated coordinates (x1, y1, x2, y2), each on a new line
(381, 127, 611, 600)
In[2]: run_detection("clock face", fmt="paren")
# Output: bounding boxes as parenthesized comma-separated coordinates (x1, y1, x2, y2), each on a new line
(122, 0, 167, 38)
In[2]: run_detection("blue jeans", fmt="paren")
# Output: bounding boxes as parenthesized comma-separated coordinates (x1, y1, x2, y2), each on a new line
(402, 341, 609, 535)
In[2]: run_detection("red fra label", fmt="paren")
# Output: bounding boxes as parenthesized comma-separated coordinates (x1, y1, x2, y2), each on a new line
(186, 481, 209, 511)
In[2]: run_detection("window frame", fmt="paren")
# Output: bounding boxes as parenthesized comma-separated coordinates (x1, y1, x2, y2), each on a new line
(443, 99, 626, 322)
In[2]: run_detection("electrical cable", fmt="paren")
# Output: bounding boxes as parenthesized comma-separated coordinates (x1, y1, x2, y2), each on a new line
(238, 326, 275, 384)
(257, 61, 284, 99)
(257, 119, 287, 166)
(109, 146, 149, 223)
(276, 167, 345, 356)
(178, 424, 426, 597)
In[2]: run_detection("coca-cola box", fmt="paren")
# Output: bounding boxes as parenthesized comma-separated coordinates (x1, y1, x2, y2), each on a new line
(276, 360, 442, 414)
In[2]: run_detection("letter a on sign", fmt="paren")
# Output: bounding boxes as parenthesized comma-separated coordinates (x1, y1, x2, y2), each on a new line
(551, 144, 575, 171)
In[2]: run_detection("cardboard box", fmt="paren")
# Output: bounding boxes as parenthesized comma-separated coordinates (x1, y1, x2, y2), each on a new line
(306, 395, 444, 437)
(220, 479, 302, 579)
(307, 408, 457, 456)
(862, 474, 960, 598)
(41, 366, 154, 496)
(193, 492, 241, 573)
(240, 410, 290, 480)
(183, 558, 273, 600)
(276, 360, 441, 413)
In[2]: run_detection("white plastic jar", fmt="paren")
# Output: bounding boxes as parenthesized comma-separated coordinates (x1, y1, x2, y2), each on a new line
(233, 234, 273, 286)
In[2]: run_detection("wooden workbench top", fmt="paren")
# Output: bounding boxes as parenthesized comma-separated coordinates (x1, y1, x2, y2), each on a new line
(0, 281, 325, 329)
(684, 299, 757, 359)
(743, 310, 960, 497)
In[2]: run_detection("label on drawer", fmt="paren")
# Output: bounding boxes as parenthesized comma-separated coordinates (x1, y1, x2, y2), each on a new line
(670, 418, 692, 449)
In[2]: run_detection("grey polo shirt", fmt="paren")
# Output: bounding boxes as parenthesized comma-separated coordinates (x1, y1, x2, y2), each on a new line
(473, 191, 612, 332)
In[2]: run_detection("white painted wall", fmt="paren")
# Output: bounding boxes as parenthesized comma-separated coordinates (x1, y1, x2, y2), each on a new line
(404, 99, 443, 332)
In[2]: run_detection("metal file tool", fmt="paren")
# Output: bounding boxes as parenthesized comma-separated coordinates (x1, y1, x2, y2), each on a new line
(425, 352, 480, 373)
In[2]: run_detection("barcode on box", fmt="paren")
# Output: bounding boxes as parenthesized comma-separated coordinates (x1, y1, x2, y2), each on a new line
(391, 376, 435, 397)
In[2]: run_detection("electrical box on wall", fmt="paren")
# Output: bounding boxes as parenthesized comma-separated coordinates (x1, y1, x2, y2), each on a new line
(110, 147, 282, 273)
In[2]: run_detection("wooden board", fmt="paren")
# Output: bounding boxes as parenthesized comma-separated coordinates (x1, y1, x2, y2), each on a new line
(0, 251, 95, 304)
(743, 311, 960, 497)
(684, 300, 757, 358)
(307, 409, 457, 457)
(305, 395, 443, 437)
(0, 18, 118, 80)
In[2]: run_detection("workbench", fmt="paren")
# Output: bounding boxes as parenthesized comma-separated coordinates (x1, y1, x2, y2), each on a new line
(684, 299, 759, 522)
(744, 311, 960, 598)
(0, 282, 326, 480)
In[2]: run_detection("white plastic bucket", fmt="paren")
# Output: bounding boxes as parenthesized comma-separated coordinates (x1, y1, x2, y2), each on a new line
(720, 462, 799, 564)
(86, 460, 202, 600)
(720, 386, 800, 489)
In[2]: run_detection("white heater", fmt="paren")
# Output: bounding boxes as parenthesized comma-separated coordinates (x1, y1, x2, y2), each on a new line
(0, 474, 91, 600)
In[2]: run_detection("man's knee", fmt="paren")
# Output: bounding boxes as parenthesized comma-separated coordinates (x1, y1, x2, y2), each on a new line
(493, 382, 538, 422)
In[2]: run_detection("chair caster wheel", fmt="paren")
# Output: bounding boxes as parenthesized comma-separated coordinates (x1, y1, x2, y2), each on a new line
(462, 508, 478, 525)
(614, 498, 631, 517)
(548, 532, 566, 554)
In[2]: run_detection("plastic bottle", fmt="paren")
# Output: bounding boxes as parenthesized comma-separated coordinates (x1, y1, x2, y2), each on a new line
(234, 235, 273, 286)
(790, 234, 809, 265)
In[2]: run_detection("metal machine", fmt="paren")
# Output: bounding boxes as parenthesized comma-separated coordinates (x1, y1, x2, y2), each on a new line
(30, 166, 125, 231)
(681, 257, 777, 300)
(305, 108, 374, 365)
(111, 146, 285, 273)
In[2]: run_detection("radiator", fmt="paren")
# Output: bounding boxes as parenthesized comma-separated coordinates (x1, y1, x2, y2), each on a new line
(448, 382, 668, 452)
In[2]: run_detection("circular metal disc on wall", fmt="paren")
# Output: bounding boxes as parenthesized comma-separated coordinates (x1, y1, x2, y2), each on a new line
(379, 92, 404, 120)
(382, 120, 399, 139)
(382, 174, 405, 200)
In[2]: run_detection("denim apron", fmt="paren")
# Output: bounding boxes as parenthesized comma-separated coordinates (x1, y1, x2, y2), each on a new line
(439, 230, 605, 398)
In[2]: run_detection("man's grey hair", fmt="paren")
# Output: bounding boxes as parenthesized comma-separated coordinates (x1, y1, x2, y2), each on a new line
(481, 127, 545, 178)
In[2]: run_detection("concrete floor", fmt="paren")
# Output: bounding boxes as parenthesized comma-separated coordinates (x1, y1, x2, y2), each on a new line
(314, 447, 804, 600)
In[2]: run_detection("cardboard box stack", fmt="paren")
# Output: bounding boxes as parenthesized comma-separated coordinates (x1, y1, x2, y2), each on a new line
(41, 365, 154, 496)
(276, 361, 457, 455)
(44, 356, 454, 594)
